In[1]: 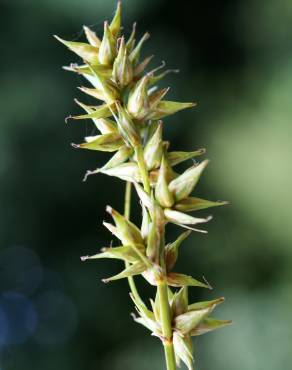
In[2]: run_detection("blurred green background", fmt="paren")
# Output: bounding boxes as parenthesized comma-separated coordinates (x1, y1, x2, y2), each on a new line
(1, 0, 292, 369)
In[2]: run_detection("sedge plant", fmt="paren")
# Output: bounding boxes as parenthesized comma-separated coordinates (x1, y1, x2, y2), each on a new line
(55, 2, 231, 369)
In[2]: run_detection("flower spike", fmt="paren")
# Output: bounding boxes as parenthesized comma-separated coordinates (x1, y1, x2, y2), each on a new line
(57, 3, 230, 370)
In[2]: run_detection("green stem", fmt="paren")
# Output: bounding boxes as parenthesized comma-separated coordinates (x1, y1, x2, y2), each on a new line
(124, 181, 146, 309)
(134, 144, 176, 370)
(158, 282, 177, 370)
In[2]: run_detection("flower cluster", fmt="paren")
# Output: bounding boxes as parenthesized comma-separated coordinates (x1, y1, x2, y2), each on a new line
(56, 2, 230, 369)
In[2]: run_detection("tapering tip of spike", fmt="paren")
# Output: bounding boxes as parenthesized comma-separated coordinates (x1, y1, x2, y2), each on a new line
(71, 143, 80, 148)
(80, 255, 89, 261)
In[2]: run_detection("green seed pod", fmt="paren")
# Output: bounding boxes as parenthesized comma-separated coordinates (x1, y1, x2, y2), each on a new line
(146, 202, 165, 265)
(100, 162, 141, 183)
(175, 197, 228, 212)
(113, 37, 133, 88)
(165, 230, 191, 271)
(174, 307, 212, 335)
(190, 318, 232, 337)
(168, 160, 209, 201)
(54, 36, 99, 64)
(155, 155, 175, 208)
(127, 75, 150, 120)
(171, 286, 188, 317)
(116, 102, 141, 147)
(83, 25, 101, 47)
(144, 121, 163, 170)
(146, 220, 161, 264)
(106, 206, 144, 246)
(98, 21, 116, 65)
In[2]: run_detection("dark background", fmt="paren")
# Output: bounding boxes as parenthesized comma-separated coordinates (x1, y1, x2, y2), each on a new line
(0, 0, 292, 369)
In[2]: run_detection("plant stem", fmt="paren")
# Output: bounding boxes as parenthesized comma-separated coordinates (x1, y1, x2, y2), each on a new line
(124, 181, 146, 309)
(158, 281, 177, 370)
(134, 144, 176, 370)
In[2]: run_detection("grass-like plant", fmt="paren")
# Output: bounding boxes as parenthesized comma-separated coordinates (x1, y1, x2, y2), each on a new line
(55, 2, 231, 369)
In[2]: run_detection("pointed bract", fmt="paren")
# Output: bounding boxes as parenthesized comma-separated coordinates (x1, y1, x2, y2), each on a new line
(175, 197, 228, 212)
(129, 32, 150, 65)
(106, 206, 144, 246)
(83, 26, 101, 47)
(109, 1, 122, 37)
(81, 245, 141, 263)
(190, 318, 232, 336)
(54, 36, 99, 64)
(167, 272, 210, 289)
(164, 208, 212, 227)
(150, 100, 196, 120)
(102, 261, 147, 283)
(188, 297, 225, 311)
(71, 103, 112, 121)
(72, 132, 123, 152)
(167, 148, 206, 166)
